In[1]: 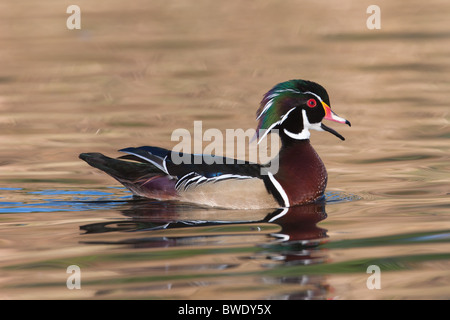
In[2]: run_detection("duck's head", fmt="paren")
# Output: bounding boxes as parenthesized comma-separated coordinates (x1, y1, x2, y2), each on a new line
(256, 79, 351, 144)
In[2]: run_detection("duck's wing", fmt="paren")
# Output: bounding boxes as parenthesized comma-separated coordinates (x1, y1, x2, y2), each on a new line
(119, 146, 264, 191)
(80, 147, 280, 208)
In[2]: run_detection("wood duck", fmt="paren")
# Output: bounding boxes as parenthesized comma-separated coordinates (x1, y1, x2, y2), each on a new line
(80, 79, 350, 209)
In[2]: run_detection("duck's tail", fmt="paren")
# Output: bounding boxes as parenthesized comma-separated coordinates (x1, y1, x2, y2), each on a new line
(79, 153, 177, 199)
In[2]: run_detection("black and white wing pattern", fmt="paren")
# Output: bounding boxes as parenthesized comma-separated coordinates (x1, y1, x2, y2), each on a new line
(119, 146, 263, 192)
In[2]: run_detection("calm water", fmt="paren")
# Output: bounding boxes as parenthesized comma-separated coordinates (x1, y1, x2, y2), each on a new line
(0, 1, 449, 299)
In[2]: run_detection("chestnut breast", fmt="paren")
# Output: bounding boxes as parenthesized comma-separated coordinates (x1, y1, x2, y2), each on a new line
(274, 140, 327, 205)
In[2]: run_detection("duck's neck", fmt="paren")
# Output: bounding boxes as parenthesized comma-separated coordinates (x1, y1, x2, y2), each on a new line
(274, 138, 328, 206)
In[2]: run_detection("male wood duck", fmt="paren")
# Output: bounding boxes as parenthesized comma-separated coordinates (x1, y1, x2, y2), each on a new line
(80, 79, 350, 209)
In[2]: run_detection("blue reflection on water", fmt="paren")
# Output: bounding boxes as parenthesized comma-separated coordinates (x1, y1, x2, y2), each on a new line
(0, 188, 358, 214)
(0, 188, 133, 213)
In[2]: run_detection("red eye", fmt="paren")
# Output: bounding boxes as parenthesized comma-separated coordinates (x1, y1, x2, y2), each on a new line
(307, 98, 317, 108)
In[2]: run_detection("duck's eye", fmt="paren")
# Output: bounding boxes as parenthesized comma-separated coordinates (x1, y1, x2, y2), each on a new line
(307, 98, 317, 108)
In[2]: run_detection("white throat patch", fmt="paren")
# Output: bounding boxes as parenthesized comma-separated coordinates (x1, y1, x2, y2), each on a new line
(283, 109, 323, 140)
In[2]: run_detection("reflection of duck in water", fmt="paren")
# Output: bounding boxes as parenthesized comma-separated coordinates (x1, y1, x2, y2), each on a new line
(80, 79, 350, 209)
(80, 201, 328, 248)
(80, 201, 330, 300)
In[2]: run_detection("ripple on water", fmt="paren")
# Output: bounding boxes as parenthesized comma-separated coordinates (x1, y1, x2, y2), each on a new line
(325, 191, 361, 204)
(0, 188, 133, 214)
(0, 188, 360, 214)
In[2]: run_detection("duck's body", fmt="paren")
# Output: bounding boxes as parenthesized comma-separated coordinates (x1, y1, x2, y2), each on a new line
(80, 79, 350, 209)
(80, 150, 279, 209)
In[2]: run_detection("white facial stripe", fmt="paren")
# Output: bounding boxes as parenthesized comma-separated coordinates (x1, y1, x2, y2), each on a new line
(257, 89, 302, 120)
(283, 109, 323, 140)
(279, 107, 296, 123)
(303, 91, 323, 103)
(266, 93, 279, 99)
(275, 89, 301, 94)
(257, 99, 274, 120)
(257, 120, 280, 144)
(284, 128, 310, 140)
(257, 107, 296, 144)
(283, 109, 310, 140)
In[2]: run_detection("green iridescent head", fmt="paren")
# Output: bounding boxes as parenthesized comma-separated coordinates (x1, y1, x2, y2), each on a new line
(255, 79, 350, 143)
